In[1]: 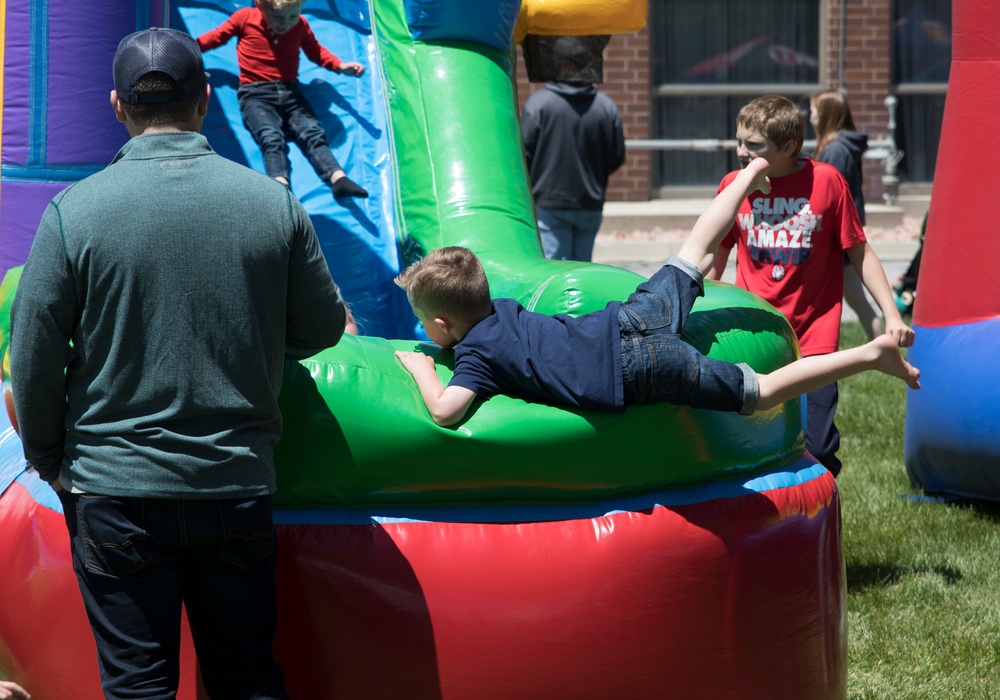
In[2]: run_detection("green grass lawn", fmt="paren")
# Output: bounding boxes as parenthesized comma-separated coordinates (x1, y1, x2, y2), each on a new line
(837, 322, 1000, 699)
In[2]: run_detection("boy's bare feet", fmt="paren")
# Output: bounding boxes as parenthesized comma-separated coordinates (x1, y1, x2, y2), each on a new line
(870, 334, 921, 389)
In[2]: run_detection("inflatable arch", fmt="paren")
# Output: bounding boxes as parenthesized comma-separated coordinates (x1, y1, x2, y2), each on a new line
(1, 0, 846, 697)
(903, 0, 1000, 500)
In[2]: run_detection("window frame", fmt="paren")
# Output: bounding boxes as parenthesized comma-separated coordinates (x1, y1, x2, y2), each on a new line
(648, 0, 828, 191)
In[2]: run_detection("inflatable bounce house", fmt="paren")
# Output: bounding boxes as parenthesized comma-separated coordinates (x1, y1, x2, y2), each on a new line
(1, 0, 848, 697)
(904, 0, 1000, 501)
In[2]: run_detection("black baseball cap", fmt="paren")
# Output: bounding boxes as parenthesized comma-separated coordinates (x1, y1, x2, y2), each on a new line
(113, 27, 208, 105)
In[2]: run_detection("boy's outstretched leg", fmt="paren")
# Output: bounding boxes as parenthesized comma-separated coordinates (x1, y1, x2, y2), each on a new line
(755, 335, 920, 412)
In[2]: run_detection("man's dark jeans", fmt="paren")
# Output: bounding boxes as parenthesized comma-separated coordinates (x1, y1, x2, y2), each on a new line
(60, 492, 288, 700)
(237, 80, 343, 182)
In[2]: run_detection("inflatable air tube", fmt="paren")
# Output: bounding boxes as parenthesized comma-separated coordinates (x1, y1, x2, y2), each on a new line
(903, 0, 1000, 500)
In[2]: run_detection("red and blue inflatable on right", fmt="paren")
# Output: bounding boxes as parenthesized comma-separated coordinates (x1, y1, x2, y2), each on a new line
(903, 0, 1000, 500)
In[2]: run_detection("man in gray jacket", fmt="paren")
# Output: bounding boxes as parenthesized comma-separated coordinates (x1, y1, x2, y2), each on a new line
(9, 27, 348, 699)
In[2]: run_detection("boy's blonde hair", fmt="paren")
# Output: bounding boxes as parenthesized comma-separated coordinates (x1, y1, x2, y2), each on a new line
(256, 0, 303, 11)
(737, 95, 804, 158)
(395, 247, 493, 325)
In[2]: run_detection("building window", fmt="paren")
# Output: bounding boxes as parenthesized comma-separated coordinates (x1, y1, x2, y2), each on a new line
(649, 0, 821, 190)
(892, 0, 951, 183)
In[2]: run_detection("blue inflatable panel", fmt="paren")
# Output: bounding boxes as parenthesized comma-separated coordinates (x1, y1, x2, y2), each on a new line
(273, 458, 829, 525)
(404, 0, 520, 51)
(176, 1, 414, 339)
(904, 317, 1000, 500)
(0, 405, 60, 512)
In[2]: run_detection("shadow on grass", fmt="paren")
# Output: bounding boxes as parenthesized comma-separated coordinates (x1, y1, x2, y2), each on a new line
(906, 493, 1000, 523)
(966, 499, 1000, 522)
(847, 562, 963, 591)
(903, 492, 1000, 523)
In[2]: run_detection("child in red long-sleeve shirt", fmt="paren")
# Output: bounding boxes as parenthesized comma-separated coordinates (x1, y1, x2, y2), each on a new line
(198, 0, 368, 198)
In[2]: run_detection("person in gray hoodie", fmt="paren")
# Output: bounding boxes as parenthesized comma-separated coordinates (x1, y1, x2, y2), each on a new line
(521, 80, 626, 262)
(811, 90, 881, 341)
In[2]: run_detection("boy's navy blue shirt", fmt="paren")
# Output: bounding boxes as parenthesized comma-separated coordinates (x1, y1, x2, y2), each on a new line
(449, 298, 625, 412)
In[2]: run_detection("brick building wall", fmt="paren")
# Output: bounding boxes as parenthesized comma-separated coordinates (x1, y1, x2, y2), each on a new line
(824, 0, 895, 206)
(600, 29, 651, 202)
(514, 0, 900, 204)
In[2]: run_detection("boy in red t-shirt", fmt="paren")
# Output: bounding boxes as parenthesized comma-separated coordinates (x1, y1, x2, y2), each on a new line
(198, 0, 368, 198)
(708, 95, 913, 477)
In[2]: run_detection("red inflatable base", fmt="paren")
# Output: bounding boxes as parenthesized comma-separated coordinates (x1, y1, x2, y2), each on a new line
(0, 480, 202, 699)
(276, 471, 846, 698)
(1, 472, 845, 699)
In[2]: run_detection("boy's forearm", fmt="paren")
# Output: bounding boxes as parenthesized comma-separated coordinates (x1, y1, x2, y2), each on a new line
(402, 362, 472, 426)
(679, 160, 768, 274)
(849, 243, 914, 346)
(851, 244, 898, 320)
(705, 249, 729, 281)
(708, 161, 769, 233)
(406, 363, 446, 407)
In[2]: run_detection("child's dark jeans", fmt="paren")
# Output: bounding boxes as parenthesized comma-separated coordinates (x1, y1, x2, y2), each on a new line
(237, 80, 343, 182)
(618, 257, 759, 415)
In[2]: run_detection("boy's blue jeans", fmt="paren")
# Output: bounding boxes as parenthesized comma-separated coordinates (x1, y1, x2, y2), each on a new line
(60, 491, 288, 700)
(237, 80, 343, 182)
(618, 257, 759, 415)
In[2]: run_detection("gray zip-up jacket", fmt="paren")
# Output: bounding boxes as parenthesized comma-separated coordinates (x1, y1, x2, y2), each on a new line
(10, 131, 346, 496)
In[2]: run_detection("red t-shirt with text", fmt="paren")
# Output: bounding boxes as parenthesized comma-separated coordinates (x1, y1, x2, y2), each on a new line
(718, 159, 866, 356)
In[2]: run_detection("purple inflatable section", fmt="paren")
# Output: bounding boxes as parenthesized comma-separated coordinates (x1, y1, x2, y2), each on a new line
(0, 181, 67, 275)
(2, 4, 129, 164)
(1, 1, 171, 279)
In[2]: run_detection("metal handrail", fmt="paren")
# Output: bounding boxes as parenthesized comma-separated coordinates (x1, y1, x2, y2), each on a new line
(628, 96, 904, 205)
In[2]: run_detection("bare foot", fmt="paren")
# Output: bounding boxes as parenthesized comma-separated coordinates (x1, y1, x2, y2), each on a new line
(871, 334, 921, 389)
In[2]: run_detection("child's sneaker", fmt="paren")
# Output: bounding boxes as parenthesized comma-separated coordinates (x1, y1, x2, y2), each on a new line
(894, 288, 915, 315)
(891, 275, 915, 315)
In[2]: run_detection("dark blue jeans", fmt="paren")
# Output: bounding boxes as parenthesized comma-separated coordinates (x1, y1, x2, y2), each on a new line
(60, 492, 287, 700)
(618, 258, 758, 415)
(237, 80, 342, 182)
(805, 381, 842, 476)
